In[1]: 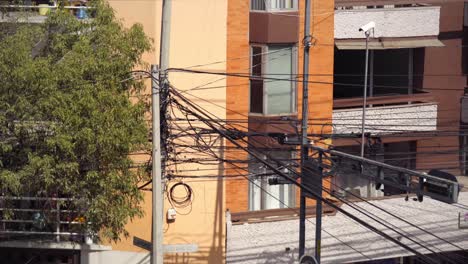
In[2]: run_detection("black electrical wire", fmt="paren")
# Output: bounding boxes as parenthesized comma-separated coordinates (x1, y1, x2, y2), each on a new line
(236, 121, 468, 263)
(154, 71, 464, 262)
(151, 71, 468, 262)
(172, 84, 468, 262)
(168, 85, 441, 264)
(167, 105, 374, 261)
(168, 67, 466, 91)
(167, 181, 193, 209)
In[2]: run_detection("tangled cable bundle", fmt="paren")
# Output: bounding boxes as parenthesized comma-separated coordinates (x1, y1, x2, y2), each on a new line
(167, 181, 193, 211)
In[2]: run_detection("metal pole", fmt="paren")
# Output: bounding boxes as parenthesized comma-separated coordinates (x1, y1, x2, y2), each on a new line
(56, 202, 60, 242)
(315, 151, 323, 262)
(152, 1, 171, 263)
(299, 0, 312, 259)
(408, 49, 414, 95)
(369, 50, 374, 98)
(360, 33, 370, 158)
(463, 136, 467, 175)
(152, 65, 164, 264)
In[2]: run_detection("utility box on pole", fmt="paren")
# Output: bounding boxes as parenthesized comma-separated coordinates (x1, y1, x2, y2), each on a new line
(302, 159, 323, 199)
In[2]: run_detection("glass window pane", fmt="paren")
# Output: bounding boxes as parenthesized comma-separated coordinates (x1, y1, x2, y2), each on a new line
(250, 79, 264, 113)
(249, 150, 295, 211)
(263, 183, 281, 209)
(251, 0, 266, 10)
(265, 46, 293, 115)
(268, 0, 296, 10)
(251, 46, 262, 77)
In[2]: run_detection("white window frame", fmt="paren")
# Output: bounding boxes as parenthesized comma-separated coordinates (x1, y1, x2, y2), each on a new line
(250, 0, 299, 12)
(249, 44, 297, 116)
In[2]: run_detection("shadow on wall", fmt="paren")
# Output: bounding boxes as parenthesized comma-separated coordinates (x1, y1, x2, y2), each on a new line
(164, 141, 226, 264)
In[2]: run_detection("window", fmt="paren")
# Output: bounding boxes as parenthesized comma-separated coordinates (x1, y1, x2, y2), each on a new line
(464, 2, 468, 27)
(249, 45, 297, 115)
(251, 0, 298, 12)
(248, 150, 296, 211)
(334, 48, 423, 99)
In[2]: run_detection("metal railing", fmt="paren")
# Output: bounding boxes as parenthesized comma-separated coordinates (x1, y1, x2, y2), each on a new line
(0, 0, 92, 21)
(0, 196, 88, 242)
(333, 92, 435, 109)
(251, 0, 298, 12)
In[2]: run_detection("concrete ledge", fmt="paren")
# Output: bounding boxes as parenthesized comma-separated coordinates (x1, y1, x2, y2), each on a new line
(333, 102, 438, 135)
(0, 241, 111, 251)
(335, 6, 440, 39)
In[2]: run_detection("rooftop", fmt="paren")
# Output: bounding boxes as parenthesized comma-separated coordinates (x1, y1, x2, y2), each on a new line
(227, 192, 468, 263)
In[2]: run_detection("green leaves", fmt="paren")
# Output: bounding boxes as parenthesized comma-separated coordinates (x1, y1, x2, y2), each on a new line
(0, 0, 151, 241)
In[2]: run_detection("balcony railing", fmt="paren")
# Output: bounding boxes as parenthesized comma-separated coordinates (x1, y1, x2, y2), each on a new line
(0, 1, 91, 23)
(0, 196, 89, 243)
(334, 92, 435, 109)
(335, 4, 440, 39)
(251, 0, 298, 12)
(333, 93, 438, 135)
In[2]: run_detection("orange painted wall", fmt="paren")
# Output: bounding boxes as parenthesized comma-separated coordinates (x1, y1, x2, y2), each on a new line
(108, 1, 227, 263)
(225, 0, 335, 213)
(225, 0, 251, 213)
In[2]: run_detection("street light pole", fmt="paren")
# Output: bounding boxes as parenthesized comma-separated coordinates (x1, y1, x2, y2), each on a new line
(360, 30, 371, 158)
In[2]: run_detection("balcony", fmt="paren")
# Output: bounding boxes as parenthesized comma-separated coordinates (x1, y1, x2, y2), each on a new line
(0, 1, 90, 24)
(250, 0, 299, 43)
(335, 4, 441, 40)
(333, 93, 438, 135)
(0, 196, 89, 243)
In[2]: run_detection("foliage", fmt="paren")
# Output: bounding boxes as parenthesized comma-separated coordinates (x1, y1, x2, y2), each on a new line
(0, 0, 152, 241)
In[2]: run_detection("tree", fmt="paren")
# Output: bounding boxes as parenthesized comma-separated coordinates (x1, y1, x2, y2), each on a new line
(0, 0, 152, 241)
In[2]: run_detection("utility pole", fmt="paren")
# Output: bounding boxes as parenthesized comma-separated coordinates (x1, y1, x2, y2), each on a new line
(315, 151, 323, 263)
(152, 0, 172, 263)
(299, 0, 315, 260)
(151, 64, 164, 264)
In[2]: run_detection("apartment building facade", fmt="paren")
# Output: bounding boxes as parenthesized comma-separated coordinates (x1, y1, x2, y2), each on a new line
(225, 0, 335, 213)
(226, 1, 468, 263)
(331, 0, 468, 199)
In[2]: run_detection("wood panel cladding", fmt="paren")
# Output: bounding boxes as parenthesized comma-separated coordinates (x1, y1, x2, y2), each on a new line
(250, 12, 299, 44)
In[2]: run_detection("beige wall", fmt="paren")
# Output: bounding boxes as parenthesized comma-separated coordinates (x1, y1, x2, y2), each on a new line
(107, 1, 227, 263)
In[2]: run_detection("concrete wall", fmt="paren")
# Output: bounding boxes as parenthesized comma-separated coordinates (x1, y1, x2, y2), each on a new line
(335, 6, 440, 39)
(107, 1, 227, 263)
(81, 250, 149, 264)
(333, 103, 438, 135)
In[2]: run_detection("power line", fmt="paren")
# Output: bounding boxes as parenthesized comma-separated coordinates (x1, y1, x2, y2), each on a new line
(168, 68, 466, 91)
(168, 84, 445, 264)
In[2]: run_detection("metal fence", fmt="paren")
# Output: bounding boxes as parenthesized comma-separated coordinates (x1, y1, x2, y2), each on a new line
(0, 0, 92, 20)
(0, 196, 88, 242)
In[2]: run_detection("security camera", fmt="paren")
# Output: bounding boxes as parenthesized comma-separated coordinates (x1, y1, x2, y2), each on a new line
(358, 21, 375, 33)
